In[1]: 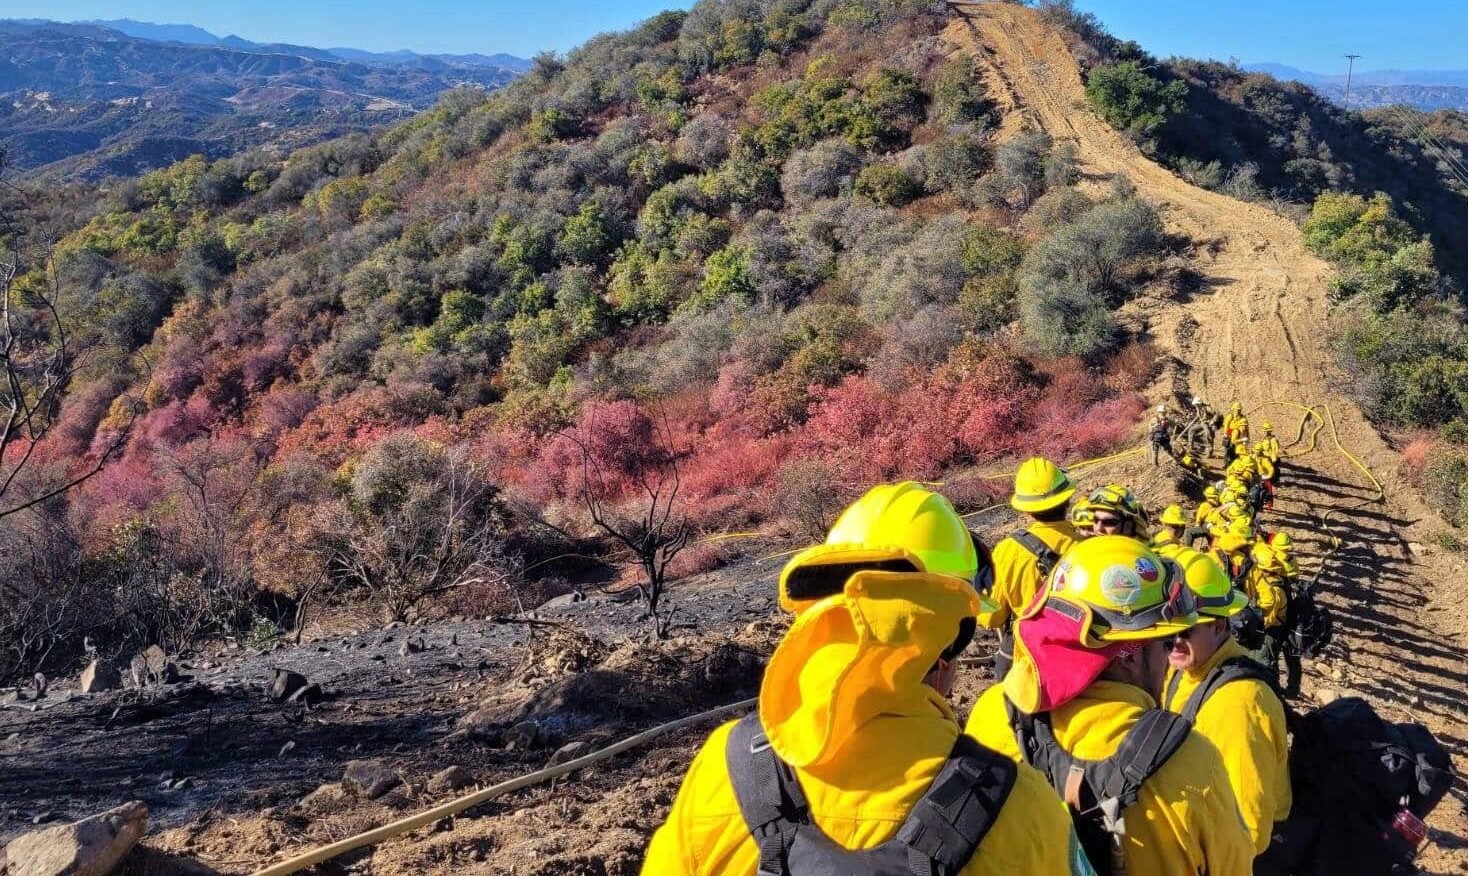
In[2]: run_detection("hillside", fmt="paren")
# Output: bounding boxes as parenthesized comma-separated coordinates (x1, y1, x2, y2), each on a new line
(1248, 63, 1468, 111)
(0, 0, 1466, 872)
(0, 19, 523, 180)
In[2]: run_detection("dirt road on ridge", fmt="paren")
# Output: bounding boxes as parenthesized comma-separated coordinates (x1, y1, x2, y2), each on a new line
(949, 5, 1468, 867)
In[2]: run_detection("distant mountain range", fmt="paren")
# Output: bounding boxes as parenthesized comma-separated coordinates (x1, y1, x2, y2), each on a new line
(1247, 63, 1468, 111)
(0, 19, 528, 181)
(76, 18, 532, 72)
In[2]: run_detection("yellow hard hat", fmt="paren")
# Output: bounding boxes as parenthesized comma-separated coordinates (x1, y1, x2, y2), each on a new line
(1159, 504, 1188, 527)
(1229, 401, 1242, 413)
(1270, 531, 1293, 552)
(1011, 457, 1075, 514)
(1203, 485, 1219, 501)
(1214, 531, 1250, 553)
(1046, 536, 1199, 643)
(1086, 484, 1150, 528)
(1260, 422, 1273, 433)
(1227, 516, 1255, 540)
(1069, 498, 1095, 530)
(1175, 548, 1247, 618)
(1226, 503, 1251, 520)
(782, 482, 994, 612)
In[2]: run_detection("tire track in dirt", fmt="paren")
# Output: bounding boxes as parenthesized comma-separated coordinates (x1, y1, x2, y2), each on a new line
(947, 5, 1468, 866)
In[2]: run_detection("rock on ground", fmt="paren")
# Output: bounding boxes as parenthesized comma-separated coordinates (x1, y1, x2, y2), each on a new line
(3, 801, 147, 876)
(267, 670, 307, 703)
(427, 766, 474, 794)
(341, 760, 403, 800)
(78, 661, 120, 694)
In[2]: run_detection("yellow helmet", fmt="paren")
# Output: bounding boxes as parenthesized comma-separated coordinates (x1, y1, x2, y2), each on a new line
(1011, 457, 1075, 514)
(1229, 401, 1242, 414)
(782, 482, 992, 612)
(1159, 504, 1189, 527)
(1214, 531, 1250, 553)
(1227, 516, 1255, 540)
(1260, 422, 1273, 433)
(1086, 483, 1150, 529)
(1175, 548, 1247, 618)
(1069, 498, 1096, 530)
(1270, 531, 1293, 553)
(1203, 485, 1219, 501)
(1046, 536, 1199, 643)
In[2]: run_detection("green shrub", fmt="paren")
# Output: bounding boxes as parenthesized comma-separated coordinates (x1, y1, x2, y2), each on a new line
(1085, 61, 1187, 139)
(1422, 448, 1468, 526)
(691, 245, 757, 312)
(1017, 275, 1118, 360)
(855, 163, 920, 207)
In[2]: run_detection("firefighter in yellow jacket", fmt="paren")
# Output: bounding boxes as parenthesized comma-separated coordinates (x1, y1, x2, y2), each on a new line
(643, 483, 1095, 875)
(1163, 548, 1292, 856)
(1248, 540, 1301, 696)
(981, 457, 1082, 675)
(964, 536, 1254, 876)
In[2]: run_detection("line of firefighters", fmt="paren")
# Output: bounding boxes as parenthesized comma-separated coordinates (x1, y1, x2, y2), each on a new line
(643, 398, 1343, 875)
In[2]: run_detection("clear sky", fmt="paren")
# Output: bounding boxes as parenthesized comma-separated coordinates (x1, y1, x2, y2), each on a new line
(9, 0, 1467, 71)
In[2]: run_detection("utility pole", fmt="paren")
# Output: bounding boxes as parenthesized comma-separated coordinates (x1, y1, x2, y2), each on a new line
(1344, 54, 1362, 110)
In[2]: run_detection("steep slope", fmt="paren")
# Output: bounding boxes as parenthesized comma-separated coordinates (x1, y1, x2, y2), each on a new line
(950, 4, 1468, 864)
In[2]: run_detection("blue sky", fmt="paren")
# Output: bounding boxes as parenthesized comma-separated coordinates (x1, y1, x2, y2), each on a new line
(13, 0, 1468, 70)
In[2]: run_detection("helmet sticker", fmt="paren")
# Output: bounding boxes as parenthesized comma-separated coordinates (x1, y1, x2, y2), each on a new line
(1100, 565, 1143, 606)
(1134, 556, 1160, 583)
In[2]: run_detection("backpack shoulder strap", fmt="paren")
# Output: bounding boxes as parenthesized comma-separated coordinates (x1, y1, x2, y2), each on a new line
(726, 711, 809, 876)
(1086, 709, 1192, 811)
(897, 734, 1018, 874)
(1005, 695, 1076, 793)
(1181, 656, 1278, 723)
(1010, 529, 1061, 577)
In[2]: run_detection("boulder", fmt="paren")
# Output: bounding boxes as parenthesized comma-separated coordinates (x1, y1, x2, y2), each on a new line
(143, 645, 175, 684)
(3, 801, 147, 876)
(547, 740, 593, 768)
(427, 765, 474, 794)
(268, 670, 307, 703)
(78, 661, 120, 694)
(504, 721, 540, 751)
(341, 760, 402, 800)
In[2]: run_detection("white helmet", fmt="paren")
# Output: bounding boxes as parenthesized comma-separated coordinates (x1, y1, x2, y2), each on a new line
(1156, 404, 1167, 413)
(1192, 395, 1203, 406)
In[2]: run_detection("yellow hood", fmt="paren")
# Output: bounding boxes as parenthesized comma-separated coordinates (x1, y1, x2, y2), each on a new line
(759, 570, 980, 769)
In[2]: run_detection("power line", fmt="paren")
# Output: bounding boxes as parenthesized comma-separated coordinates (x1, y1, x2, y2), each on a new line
(1386, 106, 1468, 192)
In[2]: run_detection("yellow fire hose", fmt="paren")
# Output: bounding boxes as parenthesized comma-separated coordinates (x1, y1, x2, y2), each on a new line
(250, 697, 757, 875)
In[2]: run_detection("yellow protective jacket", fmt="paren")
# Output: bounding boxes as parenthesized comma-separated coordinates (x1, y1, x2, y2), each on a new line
(1163, 639, 1292, 854)
(965, 682, 1254, 876)
(643, 571, 1094, 876)
(1222, 412, 1249, 444)
(979, 519, 1080, 631)
(1193, 500, 1217, 528)
(1253, 436, 1281, 464)
(1244, 550, 1288, 628)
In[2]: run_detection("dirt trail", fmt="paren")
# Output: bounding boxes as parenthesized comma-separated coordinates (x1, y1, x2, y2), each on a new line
(949, 4, 1468, 866)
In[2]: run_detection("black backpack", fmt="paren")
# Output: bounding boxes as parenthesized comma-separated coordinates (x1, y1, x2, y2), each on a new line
(1267, 697, 1455, 876)
(1283, 578, 1333, 657)
(1005, 698, 1191, 876)
(1163, 655, 1278, 720)
(1166, 659, 1454, 876)
(725, 712, 1017, 875)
